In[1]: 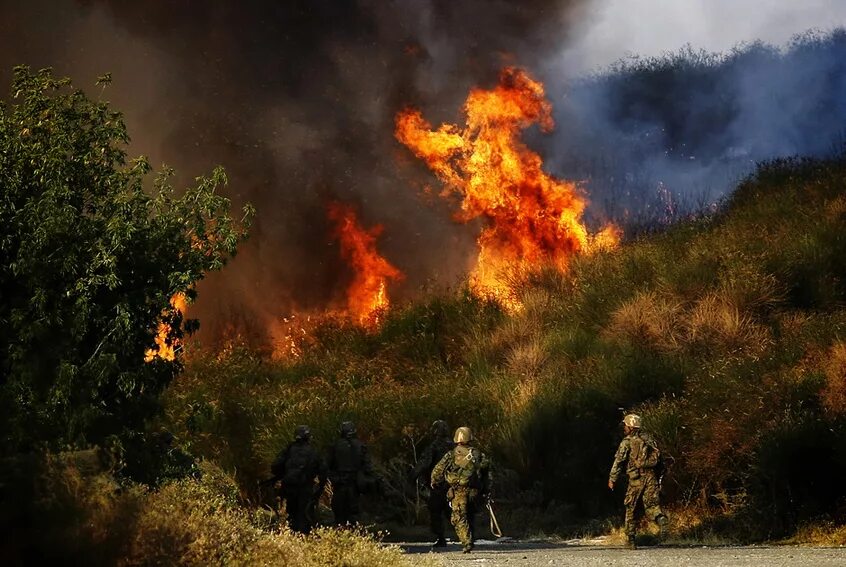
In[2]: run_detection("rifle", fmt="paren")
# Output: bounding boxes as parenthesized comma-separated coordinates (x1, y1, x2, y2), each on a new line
(486, 497, 503, 538)
(258, 475, 281, 488)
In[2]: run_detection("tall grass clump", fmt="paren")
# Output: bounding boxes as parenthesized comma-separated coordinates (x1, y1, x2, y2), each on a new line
(0, 452, 432, 566)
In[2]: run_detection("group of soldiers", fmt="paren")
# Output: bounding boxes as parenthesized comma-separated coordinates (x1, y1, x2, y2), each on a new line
(269, 413, 666, 552)
(268, 420, 378, 533)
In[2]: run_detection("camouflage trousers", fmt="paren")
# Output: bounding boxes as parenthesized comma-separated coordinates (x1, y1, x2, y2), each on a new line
(447, 486, 480, 547)
(428, 486, 450, 540)
(624, 471, 663, 538)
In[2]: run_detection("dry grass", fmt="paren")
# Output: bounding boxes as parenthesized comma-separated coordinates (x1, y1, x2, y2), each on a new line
(820, 342, 846, 417)
(605, 291, 683, 351)
(22, 456, 434, 567)
(683, 293, 771, 355)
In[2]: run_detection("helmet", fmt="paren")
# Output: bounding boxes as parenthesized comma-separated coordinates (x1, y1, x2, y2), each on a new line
(294, 425, 311, 441)
(453, 426, 474, 444)
(623, 414, 642, 429)
(431, 420, 449, 438)
(339, 421, 357, 438)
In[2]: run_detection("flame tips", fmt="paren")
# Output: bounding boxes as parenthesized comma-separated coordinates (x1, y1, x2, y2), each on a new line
(327, 201, 403, 327)
(395, 66, 620, 308)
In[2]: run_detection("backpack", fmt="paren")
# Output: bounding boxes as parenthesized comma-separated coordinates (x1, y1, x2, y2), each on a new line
(629, 434, 661, 470)
(274, 443, 314, 486)
(445, 446, 481, 487)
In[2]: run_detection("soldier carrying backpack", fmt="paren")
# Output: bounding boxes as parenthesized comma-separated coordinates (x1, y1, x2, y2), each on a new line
(327, 421, 380, 526)
(431, 426, 491, 554)
(270, 425, 327, 534)
(608, 413, 669, 548)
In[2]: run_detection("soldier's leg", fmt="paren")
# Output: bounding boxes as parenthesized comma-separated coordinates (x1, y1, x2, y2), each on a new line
(332, 483, 351, 526)
(347, 485, 361, 525)
(466, 490, 480, 543)
(429, 488, 448, 543)
(624, 479, 645, 543)
(642, 474, 668, 535)
(286, 491, 304, 533)
(450, 489, 473, 550)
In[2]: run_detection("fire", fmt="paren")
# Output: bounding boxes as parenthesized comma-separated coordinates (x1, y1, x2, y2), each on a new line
(145, 292, 188, 362)
(327, 202, 404, 325)
(395, 67, 618, 305)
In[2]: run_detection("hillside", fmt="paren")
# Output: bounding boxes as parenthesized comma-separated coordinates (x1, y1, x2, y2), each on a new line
(167, 156, 846, 540)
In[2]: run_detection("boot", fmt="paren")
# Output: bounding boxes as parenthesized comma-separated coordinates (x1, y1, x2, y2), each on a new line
(462, 542, 474, 553)
(656, 514, 669, 539)
(626, 535, 637, 550)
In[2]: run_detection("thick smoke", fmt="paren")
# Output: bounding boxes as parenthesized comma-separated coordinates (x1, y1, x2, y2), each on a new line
(1, 0, 844, 345)
(0, 0, 588, 344)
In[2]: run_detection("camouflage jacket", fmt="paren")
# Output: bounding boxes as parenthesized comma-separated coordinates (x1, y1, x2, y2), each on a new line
(609, 430, 660, 483)
(431, 444, 491, 493)
(412, 436, 455, 483)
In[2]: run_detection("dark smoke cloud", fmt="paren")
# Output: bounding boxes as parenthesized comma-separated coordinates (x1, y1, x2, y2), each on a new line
(0, 0, 588, 345)
(2, 1, 844, 346)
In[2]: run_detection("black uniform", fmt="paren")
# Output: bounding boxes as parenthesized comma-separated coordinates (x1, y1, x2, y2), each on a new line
(327, 433, 376, 526)
(413, 435, 455, 544)
(271, 439, 327, 533)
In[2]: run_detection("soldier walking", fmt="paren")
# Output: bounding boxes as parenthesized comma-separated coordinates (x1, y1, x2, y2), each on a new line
(411, 420, 455, 548)
(431, 426, 491, 554)
(327, 420, 377, 526)
(608, 413, 669, 549)
(270, 425, 327, 534)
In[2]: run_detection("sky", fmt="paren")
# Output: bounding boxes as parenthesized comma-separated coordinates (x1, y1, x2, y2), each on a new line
(1, 0, 843, 343)
(561, 0, 846, 73)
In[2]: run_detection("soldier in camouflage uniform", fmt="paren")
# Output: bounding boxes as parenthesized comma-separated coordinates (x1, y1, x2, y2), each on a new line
(270, 425, 327, 534)
(608, 414, 669, 549)
(431, 426, 491, 554)
(327, 420, 377, 526)
(412, 420, 455, 548)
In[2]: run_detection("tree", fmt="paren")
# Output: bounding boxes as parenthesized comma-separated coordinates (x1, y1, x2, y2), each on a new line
(0, 67, 253, 452)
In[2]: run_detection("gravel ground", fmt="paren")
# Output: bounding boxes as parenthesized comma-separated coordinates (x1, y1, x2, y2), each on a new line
(400, 539, 846, 566)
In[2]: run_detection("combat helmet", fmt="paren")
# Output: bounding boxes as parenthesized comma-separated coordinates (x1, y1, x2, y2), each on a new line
(294, 425, 312, 441)
(339, 421, 357, 438)
(622, 414, 642, 429)
(431, 419, 449, 438)
(453, 426, 474, 444)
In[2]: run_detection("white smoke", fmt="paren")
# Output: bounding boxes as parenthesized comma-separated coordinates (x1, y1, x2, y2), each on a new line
(560, 0, 846, 74)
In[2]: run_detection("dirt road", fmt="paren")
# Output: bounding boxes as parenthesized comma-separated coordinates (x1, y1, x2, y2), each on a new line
(401, 539, 845, 566)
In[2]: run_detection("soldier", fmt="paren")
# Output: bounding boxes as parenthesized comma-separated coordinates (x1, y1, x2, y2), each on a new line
(431, 426, 491, 554)
(608, 413, 669, 549)
(270, 425, 327, 534)
(411, 420, 455, 548)
(327, 420, 377, 526)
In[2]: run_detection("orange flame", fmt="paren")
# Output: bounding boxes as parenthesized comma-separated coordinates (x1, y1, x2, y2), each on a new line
(144, 293, 187, 362)
(396, 67, 618, 305)
(327, 202, 404, 325)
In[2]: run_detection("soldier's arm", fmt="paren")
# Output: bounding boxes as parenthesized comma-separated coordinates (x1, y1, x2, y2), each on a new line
(480, 452, 493, 496)
(608, 438, 630, 484)
(360, 443, 376, 476)
(270, 446, 289, 476)
(411, 443, 433, 480)
(430, 451, 451, 487)
(316, 451, 329, 492)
